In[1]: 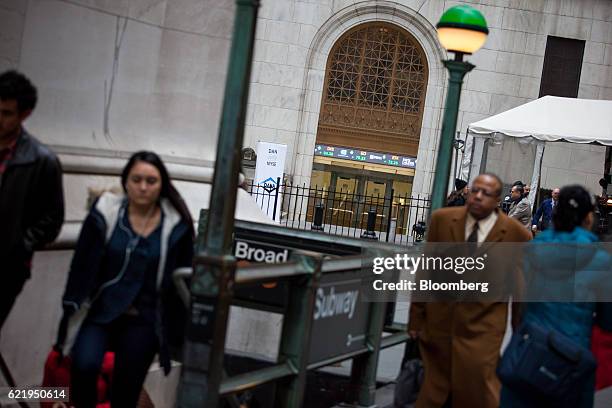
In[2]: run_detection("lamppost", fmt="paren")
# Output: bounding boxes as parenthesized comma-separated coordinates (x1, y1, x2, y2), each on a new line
(429, 5, 488, 213)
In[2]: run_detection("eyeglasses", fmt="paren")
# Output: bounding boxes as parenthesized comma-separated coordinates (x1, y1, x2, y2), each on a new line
(471, 186, 499, 198)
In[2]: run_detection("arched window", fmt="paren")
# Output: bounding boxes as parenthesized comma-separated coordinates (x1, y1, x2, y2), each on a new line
(317, 23, 428, 156)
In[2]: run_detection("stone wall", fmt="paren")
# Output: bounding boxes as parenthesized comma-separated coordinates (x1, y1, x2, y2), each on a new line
(1, 1, 611, 403)
(243, 0, 612, 195)
(3, 0, 611, 199)
(2, 0, 235, 167)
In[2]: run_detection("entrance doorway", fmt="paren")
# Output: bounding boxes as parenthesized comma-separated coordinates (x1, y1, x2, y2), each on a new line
(310, 161, 413, 232)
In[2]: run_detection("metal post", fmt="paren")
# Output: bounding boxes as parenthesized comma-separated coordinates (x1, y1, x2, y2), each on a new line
(178, 1, 259, 407)
(275, 255, 322, 407)
(352, 176, 365, 230)
(326, 172, 338, 216)
(360, 209, 378, 240)
(452, 131, 465, 182)
(349, 301, 386, 407)
(272, 176, 281, 221)
(478, 137, 490, 175)
(467, 133, 477, 183)
(429, 59, 474, 214)
(312, 203, 325, 231)
(385, 188, 394, 242)
(452, 131, 459, 182)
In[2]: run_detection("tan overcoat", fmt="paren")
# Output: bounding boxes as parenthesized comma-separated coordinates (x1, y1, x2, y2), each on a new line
(409, 206, 532, 408)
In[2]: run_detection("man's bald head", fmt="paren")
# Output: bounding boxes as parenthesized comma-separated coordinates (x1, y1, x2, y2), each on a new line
(482, 173, 503, 195)
(552, 188, 560, 201)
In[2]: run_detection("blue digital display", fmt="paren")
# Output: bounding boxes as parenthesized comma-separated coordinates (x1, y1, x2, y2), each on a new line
(314, 144, 416, 169)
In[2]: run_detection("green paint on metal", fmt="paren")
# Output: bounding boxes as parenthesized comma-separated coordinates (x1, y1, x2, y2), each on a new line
(437, 5, 489, 33)
(429, 60, 475, 214)
(276, 254, 322, 407)
(350, 301, 387, 407)
(219, 363, 295, 396)
(178, 0, 260, 407)
(195, 209, 209, 252)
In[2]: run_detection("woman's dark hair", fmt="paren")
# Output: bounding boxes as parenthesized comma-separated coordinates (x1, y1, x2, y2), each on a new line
(552, 185, 594, 232)
(121, 151, 194, 236)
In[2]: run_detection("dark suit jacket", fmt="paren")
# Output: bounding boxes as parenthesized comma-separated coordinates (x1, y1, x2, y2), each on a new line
(409, 206, 532, 408)
(532, 198, 554, 230)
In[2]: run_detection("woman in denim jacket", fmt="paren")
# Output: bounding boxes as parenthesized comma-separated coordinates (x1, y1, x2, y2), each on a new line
(61, 151, 194, 407)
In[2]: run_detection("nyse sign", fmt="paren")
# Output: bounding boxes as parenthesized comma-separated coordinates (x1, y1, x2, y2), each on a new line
(254, 142, 287, 222)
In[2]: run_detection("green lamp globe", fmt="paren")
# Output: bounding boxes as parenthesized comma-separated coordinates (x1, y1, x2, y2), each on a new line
(436, 5, 488, 55)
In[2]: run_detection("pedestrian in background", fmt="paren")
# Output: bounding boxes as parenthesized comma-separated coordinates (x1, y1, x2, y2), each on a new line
(60, 151, 194, 407)
(531, 187, 560, 232)
(523, 184, 531, 202)
(508, 183, 532, 228)
(446, 178, 468, 207)
(500, 185, 612, 407)
(501, 180, 524, 214)
(0, 70, 64, 329)
(409, 173, 532, 408)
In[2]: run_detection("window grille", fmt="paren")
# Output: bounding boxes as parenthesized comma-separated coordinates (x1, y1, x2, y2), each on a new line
(317, 23, 429, 156)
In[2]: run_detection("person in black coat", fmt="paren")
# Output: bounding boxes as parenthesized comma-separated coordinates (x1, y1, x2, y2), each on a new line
(0, 70, 64, 329)
(61, 151, 194, 407)
(446, 178, 468, 207)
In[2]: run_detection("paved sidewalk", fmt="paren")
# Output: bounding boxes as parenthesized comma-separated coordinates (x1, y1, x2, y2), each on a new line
(595, 386, 612, 408)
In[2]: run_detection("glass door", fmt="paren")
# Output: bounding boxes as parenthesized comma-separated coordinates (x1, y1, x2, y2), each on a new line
(307, 169, 332, 225)
(354, 178, 386, 231)
(392, 180, 413, 235)
(329, 175, 358, 228)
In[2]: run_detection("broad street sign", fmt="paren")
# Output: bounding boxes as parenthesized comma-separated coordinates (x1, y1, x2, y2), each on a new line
(231, 220, 395, 364)
(232, 220, 366, 310)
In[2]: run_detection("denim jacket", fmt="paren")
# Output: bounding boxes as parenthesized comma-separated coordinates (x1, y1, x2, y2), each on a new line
(62, 192, 193, 373)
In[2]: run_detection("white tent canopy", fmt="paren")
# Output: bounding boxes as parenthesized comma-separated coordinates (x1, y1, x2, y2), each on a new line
(468, 96, 612, 146)
(461, 96, 612, 205)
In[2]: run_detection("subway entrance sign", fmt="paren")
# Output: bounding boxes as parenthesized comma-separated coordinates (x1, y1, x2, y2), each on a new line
(232, 220, 396, 364)
(309, 266, 372, 363)
(232, 219, 366, 311)
(184, 213, 411, 407)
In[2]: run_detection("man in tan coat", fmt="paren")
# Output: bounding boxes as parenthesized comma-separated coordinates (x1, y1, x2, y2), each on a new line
(409, 173, 532, 408)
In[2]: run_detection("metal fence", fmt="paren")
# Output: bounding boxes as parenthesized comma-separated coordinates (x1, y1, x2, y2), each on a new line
(245, 178, 431, 245)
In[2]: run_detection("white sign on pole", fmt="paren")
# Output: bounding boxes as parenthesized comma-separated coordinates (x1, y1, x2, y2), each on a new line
(254, 142, 287, 222)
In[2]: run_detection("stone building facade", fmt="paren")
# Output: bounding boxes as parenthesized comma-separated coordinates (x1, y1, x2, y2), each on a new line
(1, 0, 611, 401)
(2, 0, 610, 211)
(243, 0, 612, 197)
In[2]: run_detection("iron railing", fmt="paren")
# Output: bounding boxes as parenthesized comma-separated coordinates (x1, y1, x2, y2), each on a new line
(245, 178, 431, 245)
